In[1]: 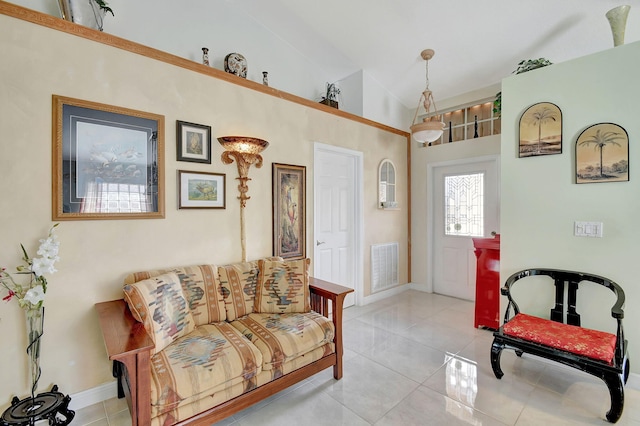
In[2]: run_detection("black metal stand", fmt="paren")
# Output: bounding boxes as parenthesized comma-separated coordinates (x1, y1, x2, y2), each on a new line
(1, 385, 74, 426)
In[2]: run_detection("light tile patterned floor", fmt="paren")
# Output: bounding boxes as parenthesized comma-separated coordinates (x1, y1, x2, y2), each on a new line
(74, 290, 640, 425)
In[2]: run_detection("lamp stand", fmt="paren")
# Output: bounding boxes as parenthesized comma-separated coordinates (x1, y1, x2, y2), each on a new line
(220, 149, 265, 262)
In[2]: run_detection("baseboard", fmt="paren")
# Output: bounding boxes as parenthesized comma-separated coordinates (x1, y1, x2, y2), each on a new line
(361, 284, 409, 305)
(68, 381, 117, 410)
(407, 282, 431, 293)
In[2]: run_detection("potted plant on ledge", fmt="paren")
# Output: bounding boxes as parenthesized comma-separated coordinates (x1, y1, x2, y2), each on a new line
(493, 58, 552, 117)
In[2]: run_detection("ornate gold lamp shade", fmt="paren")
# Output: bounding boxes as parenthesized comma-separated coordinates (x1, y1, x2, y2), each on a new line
(411, 49, 445, 146)
(218, 136, 269, 261)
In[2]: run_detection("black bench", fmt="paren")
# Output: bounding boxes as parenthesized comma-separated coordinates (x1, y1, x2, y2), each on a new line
(490, 268, 630, 423)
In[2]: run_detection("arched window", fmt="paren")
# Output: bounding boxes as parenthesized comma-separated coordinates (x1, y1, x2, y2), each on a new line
(378, 159, 397, 208)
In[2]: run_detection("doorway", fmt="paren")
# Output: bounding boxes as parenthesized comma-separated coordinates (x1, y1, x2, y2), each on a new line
(313, 143, 363, 307)
(428, 156, 500, 300)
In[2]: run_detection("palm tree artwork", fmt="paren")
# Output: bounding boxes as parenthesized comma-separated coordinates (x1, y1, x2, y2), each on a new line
(519, 102, 562, 157)
(530, 107, 557, 154)
(576, 123, 629, 183)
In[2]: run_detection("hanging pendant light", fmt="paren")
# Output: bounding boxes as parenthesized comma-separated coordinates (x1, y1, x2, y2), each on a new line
(411, 49, 445, 146)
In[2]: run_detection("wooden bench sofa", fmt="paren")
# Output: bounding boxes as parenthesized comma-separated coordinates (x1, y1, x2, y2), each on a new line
(491, 268, 630, 423)
(95, 258, 353, 425)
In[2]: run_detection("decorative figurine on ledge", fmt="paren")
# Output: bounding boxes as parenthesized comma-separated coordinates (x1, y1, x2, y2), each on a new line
(202, 47, 210, 66)
(224, 53, 247, 78)
(319, 82, 340, 109)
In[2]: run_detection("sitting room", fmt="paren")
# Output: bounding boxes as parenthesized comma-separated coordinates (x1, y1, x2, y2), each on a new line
(0, 1, 638, 425)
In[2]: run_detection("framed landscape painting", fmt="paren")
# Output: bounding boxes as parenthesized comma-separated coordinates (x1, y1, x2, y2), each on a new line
(518, 102, 562, 157)
(52, 95, 165, 220)
(178, 170, 226, 209)
(272, 163, 306, 260)
(576, 123, 629, 184)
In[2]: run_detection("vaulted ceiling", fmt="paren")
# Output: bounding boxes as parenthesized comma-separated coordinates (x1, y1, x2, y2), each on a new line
(232, 0, 640, 109)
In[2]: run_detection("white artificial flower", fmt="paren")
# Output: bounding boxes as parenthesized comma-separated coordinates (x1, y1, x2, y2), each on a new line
(24, 285, 45, 305)
(37, 234, 60, 259)
(32, 257, 57, 277)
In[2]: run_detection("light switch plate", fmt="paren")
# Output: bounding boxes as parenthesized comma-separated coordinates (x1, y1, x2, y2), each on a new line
(574, 221, 603, 238)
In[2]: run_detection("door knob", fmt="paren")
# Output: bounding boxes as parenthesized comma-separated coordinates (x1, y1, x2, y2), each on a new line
(316, 240, 326, 246)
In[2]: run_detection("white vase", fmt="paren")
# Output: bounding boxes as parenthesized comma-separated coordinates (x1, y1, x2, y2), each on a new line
(58, 0, 106, 31)
(606, 5, 631, 47)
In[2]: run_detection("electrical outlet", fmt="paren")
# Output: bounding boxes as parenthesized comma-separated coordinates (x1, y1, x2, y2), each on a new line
(574, 221, 603, 238)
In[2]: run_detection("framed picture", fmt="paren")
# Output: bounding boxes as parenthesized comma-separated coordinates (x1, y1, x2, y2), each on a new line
(272, 163, 306, 260)
(576, 123, 629, 184)
(519, 102, 562, 157)
(176, 120, 211, 164)
(178, 170, 226, 209)
(52, 95, 165, 220)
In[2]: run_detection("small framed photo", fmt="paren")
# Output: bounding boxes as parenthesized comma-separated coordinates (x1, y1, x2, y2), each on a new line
(178, 170, 225, 209)
(176, 120, 211, 163)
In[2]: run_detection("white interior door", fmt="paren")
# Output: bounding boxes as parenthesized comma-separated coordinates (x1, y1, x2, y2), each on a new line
(314, 144, 362, 307)
(431, 157, 500, 301)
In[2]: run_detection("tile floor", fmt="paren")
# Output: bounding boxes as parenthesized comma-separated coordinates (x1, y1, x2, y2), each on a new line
(74, 290, 640, 425)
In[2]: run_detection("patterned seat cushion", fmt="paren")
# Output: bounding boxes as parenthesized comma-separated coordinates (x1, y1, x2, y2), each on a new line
(502, 313, 616, 364)
(149, 322, 263, 417)
(150, 345, 333, 426)
(124, 264, 226, 325)
(230, 312, 335, 372)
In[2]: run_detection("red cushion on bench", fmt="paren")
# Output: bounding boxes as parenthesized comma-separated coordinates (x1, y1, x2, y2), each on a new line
(502, 313, 616, 364)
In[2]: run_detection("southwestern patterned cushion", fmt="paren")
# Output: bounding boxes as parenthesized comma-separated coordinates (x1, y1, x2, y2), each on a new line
(123, 272, 196, 354)
(218, 261, 261, 321)
(502, 313, 616, 364)
(149, 322, 263, 419)
(149, 344, 333, 426)
(124, 264, 226, 325)
(230, 311, 334, 372)
(254, 258, 311, 314)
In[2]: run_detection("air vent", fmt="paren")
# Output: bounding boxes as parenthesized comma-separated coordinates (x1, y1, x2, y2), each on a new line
(371, 242, 399, 293)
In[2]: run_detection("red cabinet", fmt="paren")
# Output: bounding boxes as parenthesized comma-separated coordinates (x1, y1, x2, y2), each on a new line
(472, 234, 500, 329)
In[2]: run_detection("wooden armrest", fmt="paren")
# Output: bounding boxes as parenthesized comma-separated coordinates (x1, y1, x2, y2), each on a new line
(95, 299, 154, 426)
(309, 277, 354, 300)
(308, 277, 352, 380)
(95, 299, 154, 361)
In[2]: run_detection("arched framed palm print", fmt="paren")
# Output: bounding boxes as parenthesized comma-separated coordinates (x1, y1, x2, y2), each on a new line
(576, 123, 629, 184)
(519, 102, 562, 157)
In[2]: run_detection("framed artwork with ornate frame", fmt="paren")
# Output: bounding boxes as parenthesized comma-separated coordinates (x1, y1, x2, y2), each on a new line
(176, 120, 211, 164)
(52, 95, 165, 220)
(519, 102, 562, 157)
(576, 123, 629, 184)
(272, 163, 306, 260)
(178, 170, 226, 209)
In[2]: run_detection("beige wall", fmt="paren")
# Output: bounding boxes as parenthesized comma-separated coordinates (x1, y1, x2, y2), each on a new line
(501, 41, 639, 373)
(0, 12, 408, 405)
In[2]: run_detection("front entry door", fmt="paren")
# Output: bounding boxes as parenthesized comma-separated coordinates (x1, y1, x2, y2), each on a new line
(431, 158, 499, 301)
